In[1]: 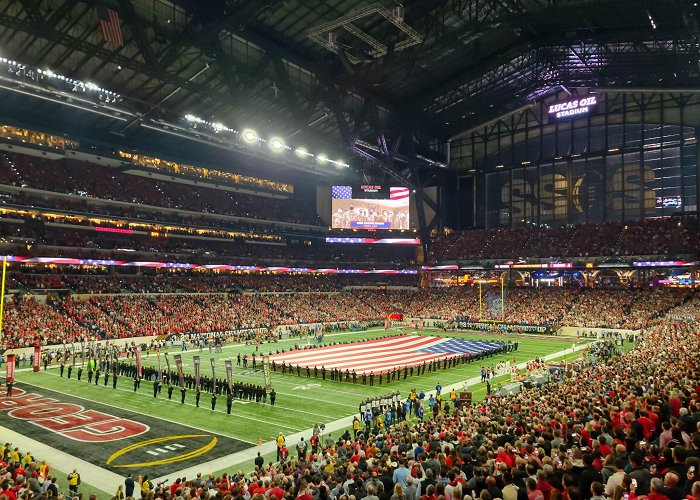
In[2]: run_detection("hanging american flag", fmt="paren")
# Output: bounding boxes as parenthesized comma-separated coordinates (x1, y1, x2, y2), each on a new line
(98, 7, 123, 47)
(390, 186, 410, 200)
(331, 185, 353, 199)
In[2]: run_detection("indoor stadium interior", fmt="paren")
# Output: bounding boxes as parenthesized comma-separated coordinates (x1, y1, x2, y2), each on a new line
(0, 1, 698, 499)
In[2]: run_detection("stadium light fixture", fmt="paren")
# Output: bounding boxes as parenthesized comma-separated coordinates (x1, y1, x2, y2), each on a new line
(269, 137, 287, 152)
(317, 154, 328, 163)
(242, 129, 259, 143)
(295, 147, 312, 158)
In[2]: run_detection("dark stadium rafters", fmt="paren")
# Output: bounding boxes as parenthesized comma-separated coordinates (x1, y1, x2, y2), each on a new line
(0, 0, 699, 193)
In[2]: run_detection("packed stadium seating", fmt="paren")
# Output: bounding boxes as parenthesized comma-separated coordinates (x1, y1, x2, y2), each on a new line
(430, 217, 698, 261)
(2, 277, 693, 349)
(0, 152, 323, 226)
(0, 223, 417, 266)
(5, 287, 698, 499)
(9, 272, 419, 293)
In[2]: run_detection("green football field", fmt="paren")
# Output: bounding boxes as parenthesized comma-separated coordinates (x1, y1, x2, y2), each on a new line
(10, 328, 587, 498)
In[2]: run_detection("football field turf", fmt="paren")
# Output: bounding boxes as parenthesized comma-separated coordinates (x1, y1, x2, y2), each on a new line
(8, 327, 586, 497)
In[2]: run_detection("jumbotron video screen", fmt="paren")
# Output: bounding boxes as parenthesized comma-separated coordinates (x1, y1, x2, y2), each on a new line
(331, 185, 410, 229)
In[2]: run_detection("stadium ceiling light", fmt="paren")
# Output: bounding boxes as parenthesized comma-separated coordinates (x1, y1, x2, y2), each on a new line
(316, 154, 328, 163)
(295, 147, 312, 158)
(242, 129, 259, 143)
(269, 137, 287, 151)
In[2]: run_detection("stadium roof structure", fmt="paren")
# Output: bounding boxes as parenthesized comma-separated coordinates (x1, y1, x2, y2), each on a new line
(0, 0, 698, 180)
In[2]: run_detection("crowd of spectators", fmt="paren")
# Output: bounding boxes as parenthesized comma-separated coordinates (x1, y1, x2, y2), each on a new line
(430, 218, 697, 261)
(1, 223, 415, 266)
(10, 271, 419, 294)
(10, 284, 698, 500)
(2, 280, 692, 349)
(0, 152, 323, 226)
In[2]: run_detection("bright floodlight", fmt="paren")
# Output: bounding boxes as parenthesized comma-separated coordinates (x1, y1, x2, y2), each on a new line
(295, 147, 310, 157)
(269, 137, 286, 151)
(242, 129, 258, 143)
(317, 154, 328, 163)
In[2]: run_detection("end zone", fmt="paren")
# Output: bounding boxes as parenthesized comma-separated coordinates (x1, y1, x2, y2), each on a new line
(0, 383, 251, 478)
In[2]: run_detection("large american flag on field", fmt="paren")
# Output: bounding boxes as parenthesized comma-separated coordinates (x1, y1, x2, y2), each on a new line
(390, 186, 410, 200)
(332, 185, 353, 199)
(98, 7, 123, 47)
(270, 335, 500, 374)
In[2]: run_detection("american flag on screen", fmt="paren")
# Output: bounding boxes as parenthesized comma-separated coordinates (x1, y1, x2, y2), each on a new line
(390, 186, 410, 200)
(332, 185, 353, 199)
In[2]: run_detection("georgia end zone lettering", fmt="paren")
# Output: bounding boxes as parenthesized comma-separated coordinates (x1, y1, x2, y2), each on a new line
(0, 387, 149, 442)
(0, 384, 250, 477)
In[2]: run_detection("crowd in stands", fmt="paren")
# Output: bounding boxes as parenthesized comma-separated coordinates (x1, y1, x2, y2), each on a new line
(10, 271, 419, 293)
(5, 284, 698, 500)
(0, 152, 323, 226)
(1, 223, 416, 266)
(2, 276, 693, 349)
(430, 218, 698, 261)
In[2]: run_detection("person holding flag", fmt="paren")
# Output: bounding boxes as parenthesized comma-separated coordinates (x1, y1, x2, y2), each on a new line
(226, 391, 233, 414)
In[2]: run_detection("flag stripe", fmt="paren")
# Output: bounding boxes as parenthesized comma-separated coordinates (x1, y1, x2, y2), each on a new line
(390, 187, 410, 200)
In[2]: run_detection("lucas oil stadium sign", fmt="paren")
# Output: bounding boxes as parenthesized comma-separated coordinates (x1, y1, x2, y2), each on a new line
(548, 95, 597, 120)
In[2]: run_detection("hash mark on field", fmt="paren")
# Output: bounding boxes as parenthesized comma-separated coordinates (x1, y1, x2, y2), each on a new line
(146, 450, 159, 456)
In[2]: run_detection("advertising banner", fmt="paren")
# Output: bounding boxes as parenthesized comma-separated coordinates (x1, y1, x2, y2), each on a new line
(135, 345, 143, 379)
(33, 346, 41, 372)
(174, 354, 184, 388)
(5, 354, 15, 383)
(193, 356, 201, 388)
(262, 354, 271, 391)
